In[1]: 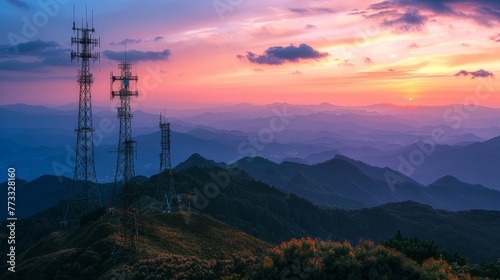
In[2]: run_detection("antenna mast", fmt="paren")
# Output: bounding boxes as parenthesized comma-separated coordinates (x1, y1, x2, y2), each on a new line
(110, 49, 141, 255)
(63, 8, 101, 228)
(154, 114, 178, 213)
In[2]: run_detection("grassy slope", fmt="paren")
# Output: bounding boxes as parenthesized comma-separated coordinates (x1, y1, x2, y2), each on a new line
(0, 211, 269, 280)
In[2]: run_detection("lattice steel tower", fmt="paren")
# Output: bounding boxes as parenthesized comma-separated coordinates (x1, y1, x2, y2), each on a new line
(110, 59, 140, 253)
(155, 114, 178, 212)
(63, 14, 101, 227)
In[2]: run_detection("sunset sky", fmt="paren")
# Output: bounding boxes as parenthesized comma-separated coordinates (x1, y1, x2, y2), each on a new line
(2, 0, 500, 108)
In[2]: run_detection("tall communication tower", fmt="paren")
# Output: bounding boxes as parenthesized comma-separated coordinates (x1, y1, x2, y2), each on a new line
(63, 10, 101, 227)
(110, 58, 141, 253)
(155, 114, 178, 212)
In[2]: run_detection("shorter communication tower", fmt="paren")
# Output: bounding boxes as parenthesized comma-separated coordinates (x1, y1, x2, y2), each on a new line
(154, 114, 179, 212)
(110, 59, 142, 254)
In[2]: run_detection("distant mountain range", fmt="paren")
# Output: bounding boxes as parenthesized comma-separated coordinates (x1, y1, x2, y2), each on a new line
(3, 102, 500, 191)
(4, 150, 499, 223)
(371, 136, 500, 188)
(176, 153, 500, 211)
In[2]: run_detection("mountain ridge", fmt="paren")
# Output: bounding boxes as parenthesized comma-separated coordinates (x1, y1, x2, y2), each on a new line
(175, 153, 500, 211)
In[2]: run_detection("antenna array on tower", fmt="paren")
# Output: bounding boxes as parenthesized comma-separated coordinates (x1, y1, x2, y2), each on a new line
(110, 57, 142, 255)
(154, 114, 178, 213)
(63, 9, 101, 228)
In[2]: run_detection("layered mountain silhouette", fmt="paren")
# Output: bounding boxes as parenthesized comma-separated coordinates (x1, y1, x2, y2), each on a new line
(4, 103, 500, 190)
(176, 153, 500, 211)
(4, 152, 500, 224)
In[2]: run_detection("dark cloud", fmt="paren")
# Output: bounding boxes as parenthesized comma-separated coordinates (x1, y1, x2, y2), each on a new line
(366, 0, 500, 28)
(490, 33, 500, 42)
(363, 10, 401, 20)
(370, 0, 451, 14)
(305, 24, 317, 29)
(382, 9, 428, 32)
(0, 56, 70, 72)
(103, 49, 171, 62)
(0, 60, 46, 72)
(455, 70, 469, 77)
(111, 36, 164, 45)
(455, 69, 494, 79)
(289, 8, 308, 13)
(401, 0, 453, 14)
(0, 40, 71, 71)
(148, 36, 164, 42)
(240, 43, 328, 65)
(476, 6, 500, 25)
(111, 38, 142, 46)
(370, 1, 393, 10)
(364, 10, 399, 20)
(244, 52, 282, 65)
(349, 9, 368, 15)
(288, 7, 336, 14)
(314, 7, 336, 13)
(7, 0, 29, 10)
(0, 40, 59, 56)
